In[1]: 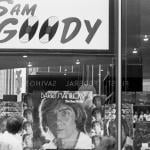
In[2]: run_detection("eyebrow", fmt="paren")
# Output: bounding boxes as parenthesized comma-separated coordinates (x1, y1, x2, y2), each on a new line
(58, 107, 72, 111)
(48, 107, 72, 114)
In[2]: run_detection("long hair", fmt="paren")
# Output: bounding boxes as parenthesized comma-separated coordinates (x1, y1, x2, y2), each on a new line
(39, 98, 87, 137)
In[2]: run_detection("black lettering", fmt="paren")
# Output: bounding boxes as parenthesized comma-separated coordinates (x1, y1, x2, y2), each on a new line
(0, 18, 17, 43)
(61, 17, 81, 43)
(84, 19, 102, 44)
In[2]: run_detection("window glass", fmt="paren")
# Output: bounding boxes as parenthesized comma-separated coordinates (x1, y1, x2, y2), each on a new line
(0, 0, 119, 149)
(122, 0, 150, 150)
(0, 54, 118, 149)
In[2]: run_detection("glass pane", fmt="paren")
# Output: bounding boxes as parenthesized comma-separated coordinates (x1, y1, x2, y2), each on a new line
(0, 0, 119, 149)
(122, 0, 150, 150)
(0, 54, 118, 149)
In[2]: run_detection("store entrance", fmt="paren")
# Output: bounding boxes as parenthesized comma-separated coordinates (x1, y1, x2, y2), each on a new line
(0, 54, 117, 149)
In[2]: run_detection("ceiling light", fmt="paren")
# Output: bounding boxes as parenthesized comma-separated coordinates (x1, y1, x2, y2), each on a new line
(64, 68, 67, 72)
(132, 48, 138, 54)
(27, 62, 32, 67)
(23, 55, 28, 58)
(75, 59, 80, 65)
(143, 35, 149, 42)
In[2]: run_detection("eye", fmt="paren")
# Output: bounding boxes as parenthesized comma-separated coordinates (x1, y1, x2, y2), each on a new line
(61, 110, 69, 117)
(60, 109, 71, 118)
(61, 110, 67, 116)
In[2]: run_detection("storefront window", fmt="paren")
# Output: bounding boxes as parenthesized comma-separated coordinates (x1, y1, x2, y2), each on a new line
(122, 0, 150, 150)
(0, 55, 118, 149)
(0, 0, 121, 150)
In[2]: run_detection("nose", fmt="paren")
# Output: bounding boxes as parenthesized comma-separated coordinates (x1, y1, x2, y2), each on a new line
(56, 113, 64, 129)
(56, 120, 63, 128)
(51, 112, 63, 126)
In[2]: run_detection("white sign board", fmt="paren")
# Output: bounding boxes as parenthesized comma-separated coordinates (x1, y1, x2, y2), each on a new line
(0, 0, 109, 50)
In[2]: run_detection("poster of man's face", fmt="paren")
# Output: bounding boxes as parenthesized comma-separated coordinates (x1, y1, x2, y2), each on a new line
(46, 103, 76, 139)
(33, 91, 94, 149)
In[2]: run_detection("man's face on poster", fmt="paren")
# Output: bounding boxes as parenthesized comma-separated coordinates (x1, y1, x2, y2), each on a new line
(46, 103, 76, 139)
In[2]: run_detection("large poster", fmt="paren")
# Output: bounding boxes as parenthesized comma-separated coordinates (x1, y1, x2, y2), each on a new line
(0, 0, 109, 50)
(31, 91, 94, 149)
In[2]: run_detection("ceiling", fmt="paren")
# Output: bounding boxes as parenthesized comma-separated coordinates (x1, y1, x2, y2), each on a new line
(0, 54, 113, 69)
(0, 54, 113, 81)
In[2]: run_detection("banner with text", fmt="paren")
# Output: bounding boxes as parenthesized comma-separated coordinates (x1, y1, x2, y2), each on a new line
(0, 0, 109, 50)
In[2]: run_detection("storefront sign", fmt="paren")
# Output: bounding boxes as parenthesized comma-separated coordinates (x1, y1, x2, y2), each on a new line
(0, 0, 109, 50)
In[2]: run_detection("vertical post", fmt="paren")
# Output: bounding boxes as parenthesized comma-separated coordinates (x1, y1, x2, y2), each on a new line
(92, 65, 94, 86)
(82, 64, 85, 85)
(59, 66, 62, 72)
(87, 65, 89, 84)
(48, 66, 50, 72)
(99, 64, 101, 95)
(117, 0, 122, 149)
(71, 65, 74, 73)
